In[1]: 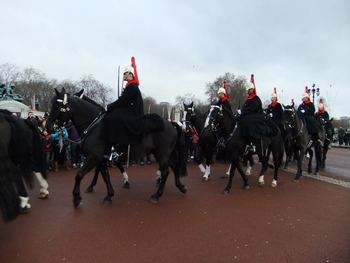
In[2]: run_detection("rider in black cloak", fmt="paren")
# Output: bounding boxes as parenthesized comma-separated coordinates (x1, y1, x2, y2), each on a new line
(216, 80, 234, 140)
(297, 91, 322, 145)
(266, 88, 284, 134)
(100, 58, 144, 152)
(237, 75, 277, 152)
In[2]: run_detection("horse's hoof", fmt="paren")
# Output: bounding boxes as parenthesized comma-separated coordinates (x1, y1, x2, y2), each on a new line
(19, 206, 30, 214)
(293, 179, 300, 183)
(222, 190, 230, 195)
(245, 172, 251, 176)
(73, 197, 82, 207)
(180, 186, 187, 194)
(149, 196, 159, 203)
(271, 182, 277, 188)
(315, 172, 320, 175)
(258, 181, 265, 187)
(221, 174, 229, 179)
(38, 193, 49, 199)
(101, 199, 112, 205)
(243, 185, 250, 190)
(122, 181, 130, 189)
(85, 187, 94, 193)
(202, 176, 209, 181)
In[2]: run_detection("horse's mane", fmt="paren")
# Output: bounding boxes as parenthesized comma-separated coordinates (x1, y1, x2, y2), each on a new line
(73, 90, 105, 112)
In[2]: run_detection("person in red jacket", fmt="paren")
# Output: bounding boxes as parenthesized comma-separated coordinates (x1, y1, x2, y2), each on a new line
(40, 129, 52, 174)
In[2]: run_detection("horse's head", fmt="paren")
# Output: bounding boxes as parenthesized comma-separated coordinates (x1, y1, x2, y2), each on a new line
(324, 118, 334, 140)
(46, 88, 73, 132)
(182, 102, 194, 132)
(204, 104, 222, 128)
(282, 104, 297, 133)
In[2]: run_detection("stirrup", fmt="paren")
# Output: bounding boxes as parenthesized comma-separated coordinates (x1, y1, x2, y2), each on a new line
(306, 140, 313, 148)
(109, 147, 123, 161)
(243, 144, 255, 155)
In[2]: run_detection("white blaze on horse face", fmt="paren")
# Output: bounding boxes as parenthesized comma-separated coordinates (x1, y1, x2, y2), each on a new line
(204, 107, 214, 128)
(182, 111, 188, 131)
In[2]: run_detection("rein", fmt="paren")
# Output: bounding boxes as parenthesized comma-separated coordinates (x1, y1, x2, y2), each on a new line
(54, 95, 106, 144)
(63, 111, 105, 144)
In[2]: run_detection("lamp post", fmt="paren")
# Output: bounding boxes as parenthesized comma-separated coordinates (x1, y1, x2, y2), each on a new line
(308, 83, 320, 103)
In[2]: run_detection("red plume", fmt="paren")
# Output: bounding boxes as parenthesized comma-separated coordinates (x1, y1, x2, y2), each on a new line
(223, 80, 229, 99)
(131, 57, 140, 85)
(250, 74, 257, 94)
(305, 86, 309, 94)
(292, 99, 294, 104)
(274, 87, 277, 95)
(319, 98, 323, 104)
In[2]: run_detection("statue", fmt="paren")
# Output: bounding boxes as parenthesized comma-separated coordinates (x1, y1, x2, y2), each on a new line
(0, 83, 24, 102)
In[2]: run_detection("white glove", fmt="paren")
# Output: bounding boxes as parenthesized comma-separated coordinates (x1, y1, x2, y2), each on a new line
(237, 109, 242, 115)
(300, 109, 305, 113)
(269, 113, 273, 118)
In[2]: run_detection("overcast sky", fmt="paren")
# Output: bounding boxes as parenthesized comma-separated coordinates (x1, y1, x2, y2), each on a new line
(1, 0, 349, 118)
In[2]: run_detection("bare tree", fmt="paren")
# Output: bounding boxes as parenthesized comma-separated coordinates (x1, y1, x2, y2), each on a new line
(205, 72, 247, 111)
(76, 74, 113, 107)
(0, 63, 21, 85)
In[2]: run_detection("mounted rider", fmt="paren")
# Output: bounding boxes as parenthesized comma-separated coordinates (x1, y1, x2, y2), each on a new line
(215, 80, 234, 142)
(100, 57, 144, 157)
(266, 88, 284, 135)
(236, 74, 277, 153)
(315, 98, 329, 124)
(297, 89, 323, 146)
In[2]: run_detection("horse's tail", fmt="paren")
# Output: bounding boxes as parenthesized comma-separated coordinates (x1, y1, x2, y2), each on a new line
(6, 116, 34, 189)
(0, 141, 20, 222)
(24, 120, 48, 179)
(170, 122, 188, 177)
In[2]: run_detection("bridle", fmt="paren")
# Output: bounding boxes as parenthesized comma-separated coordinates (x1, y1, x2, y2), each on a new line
(283, 106, 304, 140)
(50, 93, 105, 143)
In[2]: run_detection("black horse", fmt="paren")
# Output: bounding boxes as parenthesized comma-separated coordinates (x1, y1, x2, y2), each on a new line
(182, 102, 254, 179)
(46, 88, 187, 206)
(282, 104, 323, 181)
(0, 112, 21, 221)
(206, 105, 284, 193)
(0, 109, 45, 219)
(182, 102, 217, 180)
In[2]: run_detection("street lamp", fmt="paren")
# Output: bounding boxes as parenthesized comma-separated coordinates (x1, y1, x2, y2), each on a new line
(308, 83, 320, 103)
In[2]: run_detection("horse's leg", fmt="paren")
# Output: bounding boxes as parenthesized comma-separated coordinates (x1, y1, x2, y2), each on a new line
(237, 162, 249, 190)
(196, 147, 206, 176)
(85, 167, 100, 193)
(115, 160, 130, 189)
(222, 163, 236, 195)
(150, 165, 170, 203)
(222, 164, 231, 178)
(156, 169, 161, 187)
(201, 149, 212, 181)
(283, 141, 292, 169)
(314, 143, 322, 175)
(72, 160, 96, 207)
(270, 147, 282, 188)
(307, 148, 313, 174)
(99, 163, 115, 205)
(15, 179, 31, 213)
(258, 154, 268, 187)
(321, 144, 328, 169)
(293, 149, 304, 183)
(245, 156, 252, 175)
(34, 172, 49, 199)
